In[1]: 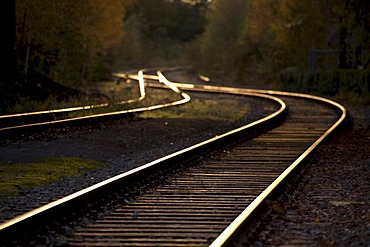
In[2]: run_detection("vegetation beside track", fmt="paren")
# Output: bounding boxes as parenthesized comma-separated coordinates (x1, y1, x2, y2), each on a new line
(275, 68, 370, 106)
(0, 157, 104, 200)
(138, 97, 249, 121)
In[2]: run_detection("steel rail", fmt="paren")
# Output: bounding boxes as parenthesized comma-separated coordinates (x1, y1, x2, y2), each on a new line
(0, 76, 286, 244)
(0, 70, 192, 232)
(1, 69, 146, 120)
(208, 91, 346, 247)
(65, 72, 342, 246)
(0, 68, 346, 246)
(0, 70, 188, 132)
(109, 69, 346, 246)
(153, 71, 347, 247)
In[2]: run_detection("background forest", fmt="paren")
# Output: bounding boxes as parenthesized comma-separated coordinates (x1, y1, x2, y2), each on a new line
(1, 0, 369, 113)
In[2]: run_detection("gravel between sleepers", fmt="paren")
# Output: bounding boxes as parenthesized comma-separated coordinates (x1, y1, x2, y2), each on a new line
(0, 90, 369, 246)
(235, 103, 370, 246)
(0, 92, 274, 223)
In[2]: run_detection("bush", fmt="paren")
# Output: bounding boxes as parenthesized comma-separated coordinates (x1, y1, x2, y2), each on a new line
(278, 69, 370, 104)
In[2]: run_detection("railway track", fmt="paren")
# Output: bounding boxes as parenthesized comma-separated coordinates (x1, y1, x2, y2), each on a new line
(0, 69, 346, 246)
(0, 69, 188, 133)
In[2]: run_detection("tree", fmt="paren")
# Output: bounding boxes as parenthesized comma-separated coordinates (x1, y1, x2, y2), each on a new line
(240, 0, 327, 71)
(119, 0, 207, 66)
(200, 0, 249, 74)
(198, 0, 330, 83)
(15, 0, 132, 85)
(339, 0, 370, 69)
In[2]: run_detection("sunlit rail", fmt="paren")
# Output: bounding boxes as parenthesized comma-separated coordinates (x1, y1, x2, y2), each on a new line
(0, 67, 347, 247)
(0, 69, 189, 132)
(123, 68, 347, 246)
(156, 70, 347, 247)
(1, 70, 146, 120)
(0, 70, 285, 241)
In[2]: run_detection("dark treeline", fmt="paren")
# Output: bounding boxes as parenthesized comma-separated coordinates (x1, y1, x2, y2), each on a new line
(1, 0, 369, 113)
(117, 0, 208, 67)
(1, 0, 132, 113)
(200, 1, 369, 89)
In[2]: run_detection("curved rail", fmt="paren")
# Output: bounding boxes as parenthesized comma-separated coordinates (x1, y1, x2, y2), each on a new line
(106, 68, 347, 246)
(0, 78, 286, 244)
(0, 70, 189, 132)
(0, 68, 347, 246)
(154, 71, 347, 247)
(1, 69, 146, 119)
(211, 91, 346, 246)
(0, 71, 193, 231)
(123, 68, 347, 246)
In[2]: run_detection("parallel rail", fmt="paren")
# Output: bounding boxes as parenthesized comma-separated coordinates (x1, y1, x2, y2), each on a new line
(153, 71, 347, 245)
(0, 69, 187, 132)
(0, 69, 347, 246)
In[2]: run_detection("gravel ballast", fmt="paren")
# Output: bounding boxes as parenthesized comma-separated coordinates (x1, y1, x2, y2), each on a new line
(0, 89, 369, 246)
(0, 92, 273, 223)
(236, 103, 370, 246)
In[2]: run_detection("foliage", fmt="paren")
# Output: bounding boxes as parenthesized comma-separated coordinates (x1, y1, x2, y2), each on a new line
(10, 96, 58, 113)
(336, 0, 370, 69)
(3, 0, 369, 114)
(0, 157, 104, 200)
(15, 0, 132, 86)
(197, 0, 370, 103)
(117, 0, 207, 67)
(199, 0, 249, 75)
(199, 0, 328, 83)
(278, 68, 370, 105)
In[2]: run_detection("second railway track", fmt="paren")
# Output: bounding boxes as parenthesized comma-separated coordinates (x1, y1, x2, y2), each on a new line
(0, 71, 346, 246)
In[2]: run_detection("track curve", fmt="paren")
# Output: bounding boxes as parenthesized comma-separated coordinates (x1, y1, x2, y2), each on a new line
(0, 69, 188, 132)
(0, 69, 347, 246)
(65, 79, 346, 246)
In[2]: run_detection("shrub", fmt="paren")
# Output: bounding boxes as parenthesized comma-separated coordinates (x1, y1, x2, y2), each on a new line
(278, 69, 370, 104)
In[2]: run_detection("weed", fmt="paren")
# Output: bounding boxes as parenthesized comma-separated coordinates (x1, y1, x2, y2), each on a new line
(0, 157, 104, 200)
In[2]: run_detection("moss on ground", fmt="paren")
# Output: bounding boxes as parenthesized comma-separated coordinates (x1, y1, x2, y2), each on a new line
(0, 157, 104, 200)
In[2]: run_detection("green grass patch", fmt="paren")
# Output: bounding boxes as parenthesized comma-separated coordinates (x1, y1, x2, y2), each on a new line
(138, 97, 249, 121)
(0, 157, 104, 200)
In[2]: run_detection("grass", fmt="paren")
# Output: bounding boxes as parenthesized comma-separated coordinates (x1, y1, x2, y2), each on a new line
(9, 80, 136, 115)
(0, 157, 104, 200)
(138, 97, 249, 121)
